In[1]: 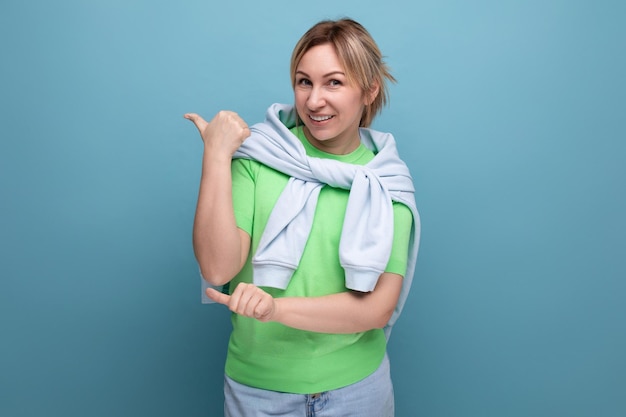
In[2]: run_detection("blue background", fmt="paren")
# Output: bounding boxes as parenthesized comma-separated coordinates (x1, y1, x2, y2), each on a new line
(1, 1, 624, 416)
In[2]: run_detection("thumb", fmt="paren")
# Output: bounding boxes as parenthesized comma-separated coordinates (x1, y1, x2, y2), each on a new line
(205, 287, 231, 306)
(183, 113, 208, 133)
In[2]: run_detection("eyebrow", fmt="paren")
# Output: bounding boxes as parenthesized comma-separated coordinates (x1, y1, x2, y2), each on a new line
(295, 70, 346, 78)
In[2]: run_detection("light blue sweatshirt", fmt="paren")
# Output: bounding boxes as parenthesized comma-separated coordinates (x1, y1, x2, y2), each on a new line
(202, 103, 420, 337)
(202, 104, 420, 337)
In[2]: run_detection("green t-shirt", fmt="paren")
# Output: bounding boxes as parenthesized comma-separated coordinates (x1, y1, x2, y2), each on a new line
(225, 126, 413, 394)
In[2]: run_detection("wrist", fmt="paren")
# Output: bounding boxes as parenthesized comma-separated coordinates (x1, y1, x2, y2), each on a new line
(203, 147, 233, 164)
(270, 297, 285, 324)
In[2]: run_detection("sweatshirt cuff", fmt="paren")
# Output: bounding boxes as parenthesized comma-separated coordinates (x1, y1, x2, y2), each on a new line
(343, 267, 384, 292)
(251, 262, 296, 289)
(199, 267, 223, 304)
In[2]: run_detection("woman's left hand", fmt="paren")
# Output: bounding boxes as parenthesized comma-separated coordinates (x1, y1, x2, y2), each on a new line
(205, 283, 276, 322)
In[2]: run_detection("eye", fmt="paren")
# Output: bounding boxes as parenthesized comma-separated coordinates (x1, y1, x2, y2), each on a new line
(296, 78, 312, 87)
(329, 79, 342, 87)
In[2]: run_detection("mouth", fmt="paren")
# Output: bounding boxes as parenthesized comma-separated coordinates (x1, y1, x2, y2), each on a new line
(309, 114, 334, 122)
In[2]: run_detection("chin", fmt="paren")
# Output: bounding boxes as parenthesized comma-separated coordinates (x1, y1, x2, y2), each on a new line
(307, 131, 334, 143)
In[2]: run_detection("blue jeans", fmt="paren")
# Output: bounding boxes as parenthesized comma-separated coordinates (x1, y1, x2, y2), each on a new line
(223, 353, 394, 417)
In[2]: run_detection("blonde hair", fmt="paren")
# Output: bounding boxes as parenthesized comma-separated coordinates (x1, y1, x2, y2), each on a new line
(290, 18, 396, 128)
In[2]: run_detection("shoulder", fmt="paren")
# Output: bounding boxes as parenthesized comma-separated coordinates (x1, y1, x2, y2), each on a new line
(231, 158, 264, 175)
(232, 158, 291, 183)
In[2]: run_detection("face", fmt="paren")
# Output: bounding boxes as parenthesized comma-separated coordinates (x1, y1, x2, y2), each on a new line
(294, 43, 370, 154)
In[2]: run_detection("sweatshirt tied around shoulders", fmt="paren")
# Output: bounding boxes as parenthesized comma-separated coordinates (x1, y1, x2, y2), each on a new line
(225, 103, 421, 337)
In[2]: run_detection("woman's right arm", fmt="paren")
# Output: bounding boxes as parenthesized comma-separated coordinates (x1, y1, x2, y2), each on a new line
(184, 111, 251, 286)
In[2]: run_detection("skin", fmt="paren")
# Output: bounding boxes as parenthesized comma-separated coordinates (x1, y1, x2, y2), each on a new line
(184, 110, 251, 285)
(184, 43, 401, 334)
(294, 43, 378, 155)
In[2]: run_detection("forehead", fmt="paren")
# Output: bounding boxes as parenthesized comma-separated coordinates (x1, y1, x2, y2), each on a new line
(297, 43, 344, 73)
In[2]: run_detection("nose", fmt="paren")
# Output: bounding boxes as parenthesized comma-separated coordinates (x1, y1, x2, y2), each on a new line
(306, 86, 326, 110)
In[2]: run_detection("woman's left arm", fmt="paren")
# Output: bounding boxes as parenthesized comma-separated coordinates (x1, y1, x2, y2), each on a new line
(205, 272, 403, 334)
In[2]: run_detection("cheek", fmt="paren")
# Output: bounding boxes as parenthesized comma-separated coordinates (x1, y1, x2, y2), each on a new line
(343, 91, 366, 110)
(294, 91, 306, 108)
(293, 92, 307, 121)
(347, 98, 367, 117)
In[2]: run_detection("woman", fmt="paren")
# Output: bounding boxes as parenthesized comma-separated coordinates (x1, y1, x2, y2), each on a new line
(185, 18, 419, 417)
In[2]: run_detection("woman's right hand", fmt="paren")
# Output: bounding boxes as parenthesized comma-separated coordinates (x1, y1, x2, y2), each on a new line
(184, 110, 250, 159)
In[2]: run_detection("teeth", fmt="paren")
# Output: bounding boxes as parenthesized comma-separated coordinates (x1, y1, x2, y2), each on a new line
(310, 115, 333, 121)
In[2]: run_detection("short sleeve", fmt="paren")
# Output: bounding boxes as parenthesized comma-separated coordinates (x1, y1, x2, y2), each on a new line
(231, 158, 256, 235)
(385, 202, 413, 276)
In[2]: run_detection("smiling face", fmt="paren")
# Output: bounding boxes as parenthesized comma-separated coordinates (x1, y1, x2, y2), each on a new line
(294, 43, 371, 154)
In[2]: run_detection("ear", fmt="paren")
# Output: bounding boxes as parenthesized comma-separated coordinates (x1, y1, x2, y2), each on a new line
(364, 81, 380, 105)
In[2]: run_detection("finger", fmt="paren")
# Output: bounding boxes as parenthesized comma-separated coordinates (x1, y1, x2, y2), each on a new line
(254, 296, 274, 322)
(244, 293, 264, 318)
(253, 302, 267, 320)
(223, 112, 250, 136)
(232, 283, 260, 315)
(183, 113, 208, 132)
(205, 287, 231, 306)
(241, 287, 272, 321)
(228, 282, 249, 313)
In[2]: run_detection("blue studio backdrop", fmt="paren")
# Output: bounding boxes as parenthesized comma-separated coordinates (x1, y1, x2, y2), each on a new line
(1, 1, 624, 416)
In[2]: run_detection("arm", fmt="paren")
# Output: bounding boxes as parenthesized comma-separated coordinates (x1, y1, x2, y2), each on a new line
(185, 111, 251, 286)
(205, 272, 403, 333)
